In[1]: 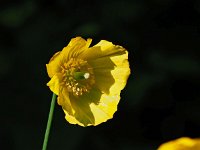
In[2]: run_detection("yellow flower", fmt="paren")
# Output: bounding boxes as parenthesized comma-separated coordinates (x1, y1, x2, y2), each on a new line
(46, 37, 130, 126)
(158, 137, 200, 150)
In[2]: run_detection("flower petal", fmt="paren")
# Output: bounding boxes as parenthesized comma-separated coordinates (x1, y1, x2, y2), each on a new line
(89, 50, 130, 95)
(109, 51, 130, 94)
(61, 37, 92, 61)
(46, 52, 62, 78)
(158, 137, 200, 150)
(64, 89, 100, 126)
(62, 88, 120, 126)
(47, 74, 62, 95)
(79, 40, 125, 60)
(57, 87, 73, 115)
(89, 94, 120, 126)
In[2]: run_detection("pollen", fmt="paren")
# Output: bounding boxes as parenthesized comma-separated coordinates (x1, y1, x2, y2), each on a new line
(61, 58, 95, 96)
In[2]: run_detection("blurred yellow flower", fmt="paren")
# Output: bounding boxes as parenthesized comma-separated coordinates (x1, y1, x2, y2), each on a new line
(46, 37, 130, 126)
(158, 137, 200, 150)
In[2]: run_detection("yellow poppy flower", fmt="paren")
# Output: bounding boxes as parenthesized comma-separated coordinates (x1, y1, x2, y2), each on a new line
(46, 37, 130, 126)
(158, 137, 200, 150)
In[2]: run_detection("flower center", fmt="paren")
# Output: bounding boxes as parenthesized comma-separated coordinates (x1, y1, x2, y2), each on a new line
(61, 58, 95, 96)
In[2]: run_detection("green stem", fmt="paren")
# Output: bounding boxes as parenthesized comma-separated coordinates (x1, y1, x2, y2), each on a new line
(42, 93, 57, 150)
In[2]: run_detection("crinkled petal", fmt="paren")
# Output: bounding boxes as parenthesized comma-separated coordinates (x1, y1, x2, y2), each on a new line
(89, 50, 130, 95)
(61, 37, 92, 61)
(46, 52, 62, 78)
(47, 74, 62, 95)
(89, 94, 120, 125)
(62, 88, 120, 126)
(79, 40, 125, 60)
(109, 51, 130, 94)
(57, 87, 73, 115)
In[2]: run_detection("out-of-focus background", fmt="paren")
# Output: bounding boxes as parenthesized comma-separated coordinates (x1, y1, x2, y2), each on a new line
(0, 0, 200, 149)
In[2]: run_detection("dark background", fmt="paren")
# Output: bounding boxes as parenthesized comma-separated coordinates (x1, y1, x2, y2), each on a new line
(0, 0, 200, 150)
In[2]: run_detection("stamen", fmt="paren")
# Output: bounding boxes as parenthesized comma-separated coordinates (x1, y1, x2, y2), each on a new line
(61, 58, 95, 96)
